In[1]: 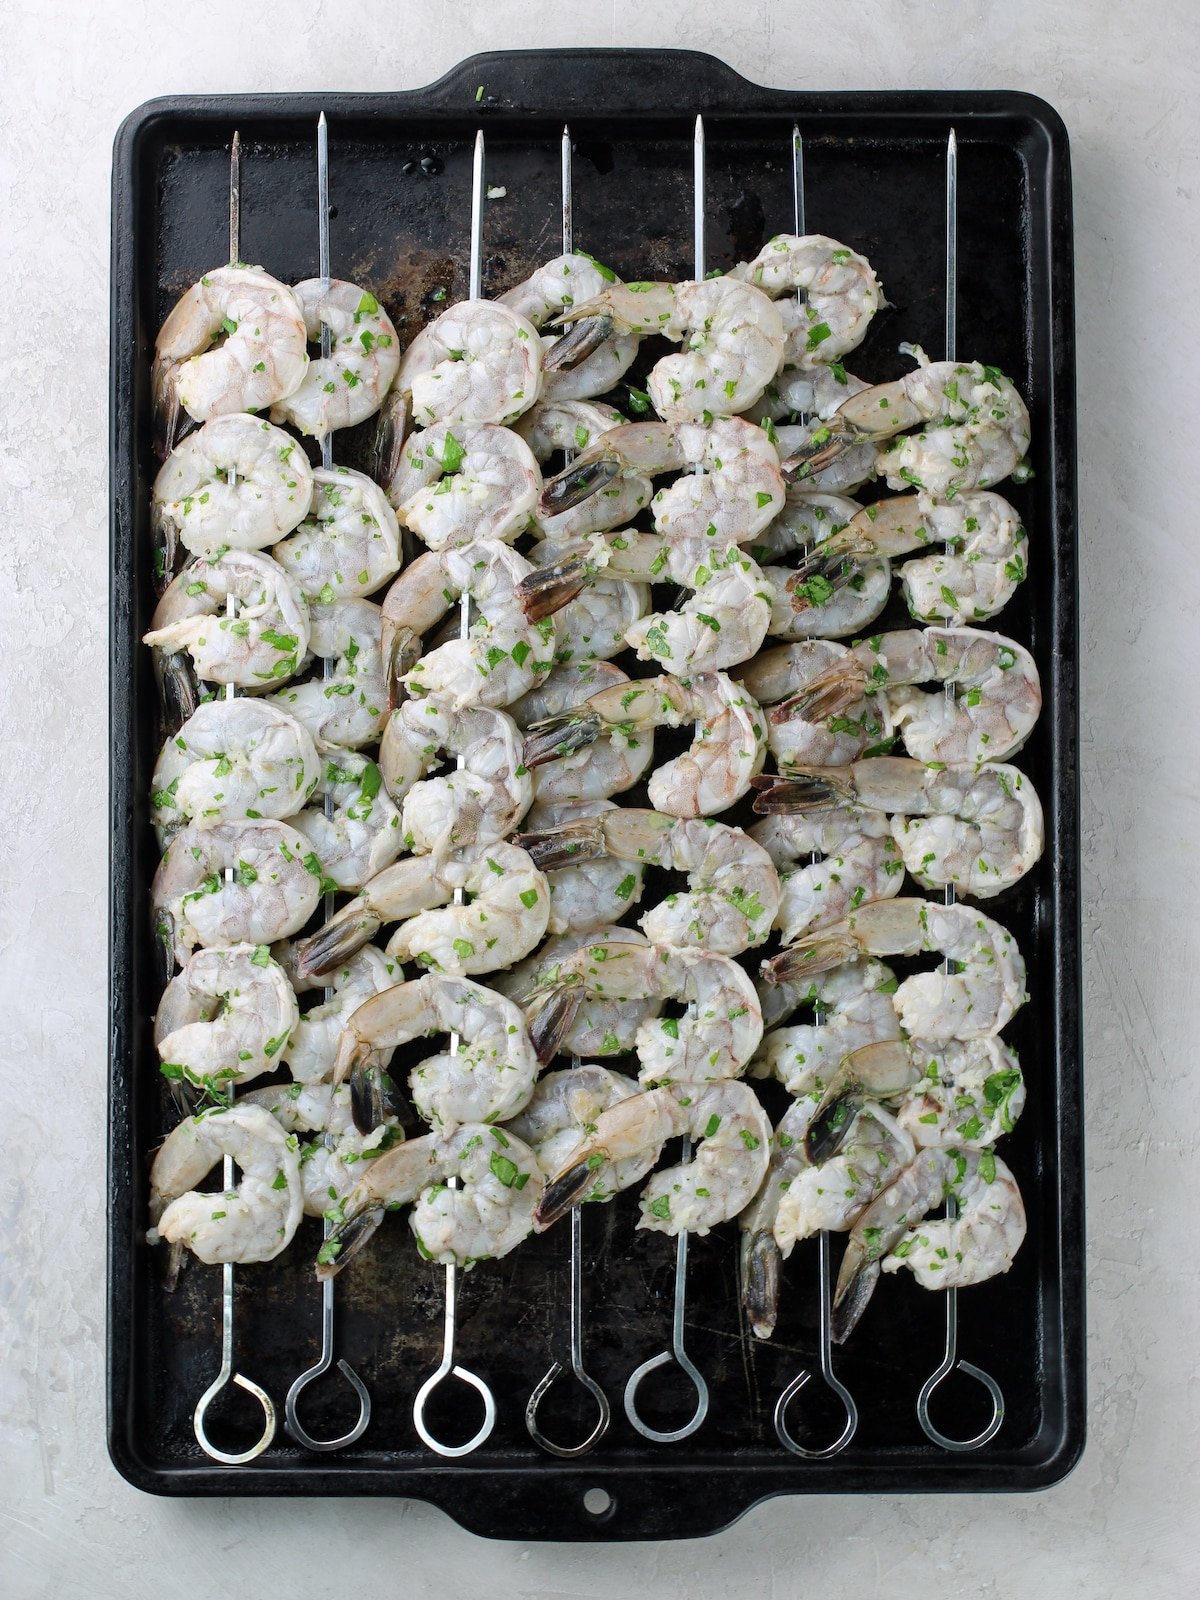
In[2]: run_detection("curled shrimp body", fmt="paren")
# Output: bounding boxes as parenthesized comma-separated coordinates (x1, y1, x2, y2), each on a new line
(521, 400, 653, 542)
(524, 670, 767, 819)
(624, 545, 773, 675)
(834, 347, 1032, 499)
(240, 1080, 402, 1218)
(154, 942, 299, 1090)
(534, 1081, 771, 1235)
(150, 699, 320, 846)
(152, 415, 314, 567)
(294, 841, 548, 981)
(895, 1037, 1026, 1149)
(749, 957, 903, 1096)
(519, 797, 647, 935)
(766, 897, 1027, 1040)
(381, 419, 541, 549)
(526, 533, 650, 664)
(152, 819, 323, 966)
(494, 928, 662, 1060)
(517, 808, 780, 955)
(381, 696, 531, 853)
(748, 363, 870, 426)
(528, 938, 763, 1087)
(272, 944, 400, 1084)
(747, 807, 904, 943)
(147, 1102, 304, 1265)
(268, 598, 387, 752)
(320, 1122, 544, 1274)
(144, 550, 309, 691)
(773, 1103, 914, 1258)
(734, 640, 894, 768)
(758, 756, 1044, 897)
(749, 488, 891, 642)
(152, 264, 308, 452)
(270, 280, 400, 438)
(382, 541, 557, 710)
(332, 973, 539, 1131)
(511, 661, 654, 805)
(792, 490, 1028, 628)
(396, 300, 544, 428)
(732, 234, 883, 367)
(781, 626, 1042, 767)
(291, 752, 403, 890)
(499, 253, 641, 401)
(559, 278, 785, 422)
(271, 465, 401, 605)
(508, 1065, 656, 1200)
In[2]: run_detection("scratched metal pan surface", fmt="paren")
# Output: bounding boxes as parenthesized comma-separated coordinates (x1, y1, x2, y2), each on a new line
(108, 49, 1083, 1539)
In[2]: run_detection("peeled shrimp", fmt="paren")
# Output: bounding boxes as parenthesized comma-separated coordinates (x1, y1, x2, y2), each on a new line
(150, 698, 320, 846)
(731, 234, 883, 367)
(734, 640, 894, 768)
(525, 533, 650, 665)
(267, 598, 387, 752)
(144, 550, 309, 690)
(270, 280, 400, 438)
(152, 415, 314, 566)
(272, 943, 399, 1084)
(750, 488, 891, 641)
(239, 1080, 402, 1218)
(380, 419, 541, 549)
(517, 797, 647, 935)
(152, 818, 322, 966)
(747, 807, 904, 943)
(291, 752, 403, 890)
(154, 942, 299, 1090)
(271, 465, 401, 604)
(894, 1037, 1026, 1149)
(749, 957, 903, 1097)
(147, 1102, 303, 1265)
(510, 661, 654, 805)
(500, 252, 641, 401)
(520, 400, 653, 541)
(773, 1103, 914, 1255)
(508, 1065, 656, 1201)
(396, 300, 543, 427)
(152, 264, 308, 451)
(493, 927, 662, 1061)
(765, 897, 1027, 1040)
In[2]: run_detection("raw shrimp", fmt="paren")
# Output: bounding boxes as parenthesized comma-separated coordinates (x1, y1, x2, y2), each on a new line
(556, 277, 785, 421)
(747, 807, 904, 943)
(382, 541, 557, 710)
(272, 944, 400, 1084)
(516, 809, 781, 955)
(492, 928, 662, 1061)
(523, 670, 767, 819)
(380, 696, 532, 853)
(152, 818, 323, 966)
(894, 1037, 1026, 1149)
(510, 661, 654, 805)
(507, 1065, 656, 1201)
(833, 347, 1032, 499)
(765, 897, 1027, 1040)
(748, 363, 871, 427)
(748, 487, 891, 640)
(758, 757, 1044, 897)
(270, 280, 400, 438)
(525, 533, 650, 665)
(239, 1080, 402, 1218)
(144, 550, 309, 690)
(833, 1148, 1026, 1339)
(623, 545, 773, 675)
(749, 957, 903, 1097)
(147, 1101, 303, 1265)
(150, 698, 320, 846)
(154, 942, 299, 1092)
(776, 417, 882, 497)
(268, 598, 387, 752)
(528, 938, 763, 1087)
(534, 1081, 771, 1236)
(731, 234, 883, 367)
(790, 490, 1028, 627)
(331, 972, 539, 1130)
(381, 419, 541, 548)
(152, 264, 308, 452)
(272, 465, 401, 604)
(152, 415, 314, 567)
(291, 752, 403, 890)
(396, 300, 543, 427)
(520, 400, 653, 541)
(779, 626, 1042, 767)
(293, 840, 548, 981)
(772, 1103, 914, 1256)
(734, 640, 894, 768)
(518, 797, 648, 935)
(499, 252, 641, 400)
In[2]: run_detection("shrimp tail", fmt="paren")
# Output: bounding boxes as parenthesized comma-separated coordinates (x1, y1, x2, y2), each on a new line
(786, 530, 876, 597)
(830, 1251, 882, 1344)
(384, 624, 422, 710)
(770, 664, 867, 726)
(372, 389, 409, 486)
(532, 1157, 596, 1230)
(542, 312, 616, 372)
(294, 904, 382, 981)
(741, 1229, 782, 1341)
(315, 1202, 385, 1281)
(516, 554, 592, 621)
(526, 982, 585, 1065)
(153, 648, 200, 737)
(537, 453, 622, 518)
(162, 1239, 187, 1294)
(513, 817, 605, 872)
(153, 909, 178, 990)
(805, 1042, 922, 1163)
(780, 421, 855, 483)
(151, 356, 182, 461)
(151, 499, 179, 597)
(750, 767, 855, 813)
(522, 711, 603, 769)
(349, 1059, 403, 1137)
(761, 932, 857, 985)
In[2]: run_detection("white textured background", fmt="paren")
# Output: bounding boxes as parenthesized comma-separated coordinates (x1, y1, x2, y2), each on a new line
(2, 1, 1197, 1595)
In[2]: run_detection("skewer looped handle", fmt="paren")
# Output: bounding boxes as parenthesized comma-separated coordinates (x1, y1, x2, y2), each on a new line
(773, 1230, 858, 1459)
(915, 1197, 1005, 1452)
(284, 1273, 371, 1452)
(411, 1259, 497, 1457)
(193, 1262, 277, 1464)
(526, 1206, 610, 1457)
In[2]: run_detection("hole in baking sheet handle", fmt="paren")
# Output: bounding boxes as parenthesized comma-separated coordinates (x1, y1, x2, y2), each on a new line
(583, 1486, 615, 1520)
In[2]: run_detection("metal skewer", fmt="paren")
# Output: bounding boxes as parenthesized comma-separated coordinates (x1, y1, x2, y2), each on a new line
(192, 127, 276, 1465)
(284, 111, 372, 1453)
(411, 128, 498, 1459)
(623, 112, 710, 1446)
(525, 125, 611, 1457)
(772, 125, 858, 1460)
(915, 128, 1003, 1453)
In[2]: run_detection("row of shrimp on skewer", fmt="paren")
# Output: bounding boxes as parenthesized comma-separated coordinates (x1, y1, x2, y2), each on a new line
(142, 205, 1039, 1354)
